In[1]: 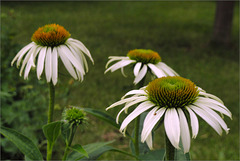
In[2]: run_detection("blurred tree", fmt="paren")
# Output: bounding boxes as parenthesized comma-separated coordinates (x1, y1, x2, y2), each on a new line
(212, 1, 235, 45)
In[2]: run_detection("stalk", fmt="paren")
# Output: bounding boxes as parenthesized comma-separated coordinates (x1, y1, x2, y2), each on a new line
(165, 133, 175, 160)
(47, 82, 55, 161)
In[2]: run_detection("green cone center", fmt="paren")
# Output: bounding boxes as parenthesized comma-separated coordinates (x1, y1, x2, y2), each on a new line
(146, 76, 199, 108)
(127, 49, 161, 64)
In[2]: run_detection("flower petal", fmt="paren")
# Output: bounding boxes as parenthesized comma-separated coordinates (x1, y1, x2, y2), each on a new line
(105, 60, 134, 74)
(185, 106, 199, 138)
(134, 64, 148, 84)
(190, 105, 223, 135)
(177, 108, 190, 153)
(133, 62, 142, 77)
(122, 89, 147, 99)
(120, 101, 155, 133)
(45, 47, 52, 82)
(37, 47, 47, 79)
(145, 133, 153, 150)
(164, 108, 180, 149)
(51, 47, 58, 85)
(148, 63, 166, 78)
(106, 96, 142, 110)
(157, 62, 179, 76)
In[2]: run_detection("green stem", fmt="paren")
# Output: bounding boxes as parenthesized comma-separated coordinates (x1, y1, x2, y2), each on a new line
(63, 126, 77, 160)
(47, 82, 55, 161)
(165, 133, 175, 161)
(133, 78, 146, 159)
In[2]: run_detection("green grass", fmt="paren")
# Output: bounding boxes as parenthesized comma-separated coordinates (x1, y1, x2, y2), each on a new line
(1, 1, 239, 160)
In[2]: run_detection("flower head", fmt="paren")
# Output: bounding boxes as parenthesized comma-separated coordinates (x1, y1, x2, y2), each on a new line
(11, 24, 94, 85)
(105, 49, 178, 85)
(106, 76, 232, 153)
(62, 106, 87, 126)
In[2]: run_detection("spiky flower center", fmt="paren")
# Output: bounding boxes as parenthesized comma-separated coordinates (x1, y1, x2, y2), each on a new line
(146, 76, 199, 108)
(62, 107, 86, 126)
(127, 49, 161, 64)
(31, 24, 71, 47)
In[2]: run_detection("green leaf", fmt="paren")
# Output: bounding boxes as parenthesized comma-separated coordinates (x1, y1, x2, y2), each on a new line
(139, 149, 165, 161)
(70, 144, 89, 158)
(61, 122, 71, 144)
(67, 141, 114, 160)
(67, 141, 136, 161)
(77, 107, 120, 129)
(0, 126, 43, 160)
(42, 121, 61, 144)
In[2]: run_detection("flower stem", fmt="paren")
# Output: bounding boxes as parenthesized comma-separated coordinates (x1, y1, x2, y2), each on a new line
(47, 82, 55, 161)
(63, 126, 77, 160)
(165, 133, 175, 161)
(133, 78, 146, 159)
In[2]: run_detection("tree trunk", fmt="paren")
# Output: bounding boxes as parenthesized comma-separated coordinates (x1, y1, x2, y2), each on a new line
(212, 1, 235, 45)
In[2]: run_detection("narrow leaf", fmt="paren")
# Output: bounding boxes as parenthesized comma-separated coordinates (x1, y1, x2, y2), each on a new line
(70, 144, 89, 158)
(139, 149, 165, 161)
(42, 121, 61, 144)
(0, 126, 43, 160)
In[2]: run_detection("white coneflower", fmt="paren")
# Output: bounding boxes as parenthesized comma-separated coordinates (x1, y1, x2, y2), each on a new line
(11, 24, 94, 85)
(105, 49, 178, 85)
(106, 76, 232, 153)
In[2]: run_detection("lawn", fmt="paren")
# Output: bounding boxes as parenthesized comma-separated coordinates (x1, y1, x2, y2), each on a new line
(1, 1, 239, 160)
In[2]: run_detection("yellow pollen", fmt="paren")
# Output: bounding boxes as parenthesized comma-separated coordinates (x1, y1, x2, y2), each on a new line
(127, 49, 161, 64)
(31, 24, 71, 47)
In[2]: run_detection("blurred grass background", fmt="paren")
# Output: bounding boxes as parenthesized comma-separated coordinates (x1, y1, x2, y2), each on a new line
(1, 1, 239, 160)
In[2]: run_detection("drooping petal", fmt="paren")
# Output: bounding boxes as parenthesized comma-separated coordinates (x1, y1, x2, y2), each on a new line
(190, 105, 223, 135)
(145, 133, 153, 150)
(133, 62, 142, 76)
(148, 63, 166, 78)
(45, 47, 52, 82)
(194, 103, 229, 134)
(177, 108, 190, 153)
(116, 96, 148, 123)
(164, 108, 180, 149)
(11, 42, 34, 67)
(120, 101, 155, 133)
(157, 62, 179, 76)
(185, 106, 199, 138)
(24, 53, 35, 79)
(37, 47, 47, 79)
(141, 107, 166, 142)
(122, 89, 147, 99)
(51, 47, 58, 85)
(105, 60, 135, 74)
(121, 67, 127, 77)
(199, 91, 224, 104)
(57, 46, 78, 80)
(106, 96, 142, 110)
(134, 64, 148, 84)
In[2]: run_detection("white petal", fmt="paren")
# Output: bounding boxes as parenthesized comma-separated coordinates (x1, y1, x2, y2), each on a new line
(190, 105, 223, 135)
(120, 101, 155, 133)
(177, 108, 190, 153)
(66, 38, 94, 63)
(121, 67, 127, 77)
(199, 91, 224, 104)
(194, 103, 229, 134)
(122, 89, 147, 99)
(164, 108, 180, 149)
(106, 96, 142, 110)
(141, 107, 166, 142)
(51, 48, 58, 85)
(24, 53, 35, 79)
(105, 57, 127, 69)
(37, 47, 47, 79)
(57, 46, 78, 79)
(148, 63, 166, 78)
(195, 97, 231, 118)
(19, 45, 38, 77)
(133, 62, 142, 76)
(145, 133, 153, 150)
(194, 100, 231, 119)
(157, 62, 179, 76)
(185, 106, 199, 138)
(134, 64, 148, 84)
(105, 60, 135, 74)
(11, 42, 34, 67)
(45, 47, 52, 83)
(116, 96, 148, 123)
